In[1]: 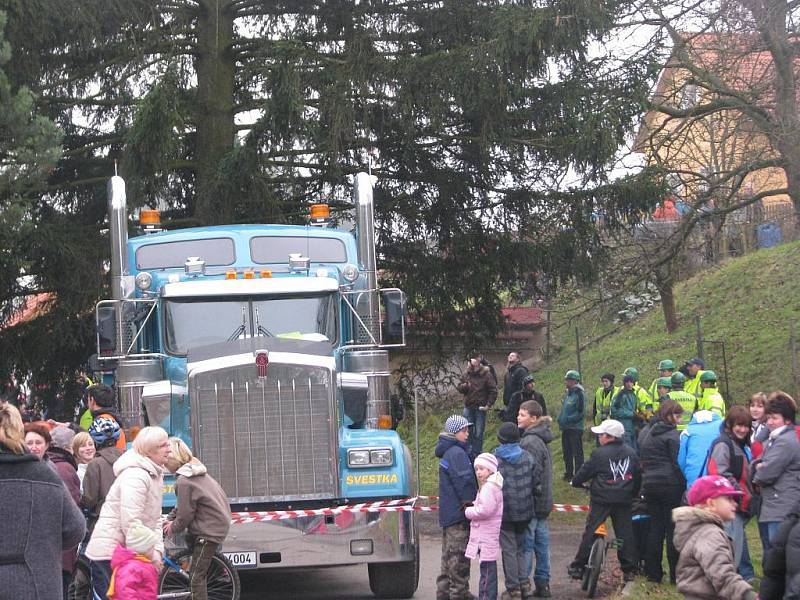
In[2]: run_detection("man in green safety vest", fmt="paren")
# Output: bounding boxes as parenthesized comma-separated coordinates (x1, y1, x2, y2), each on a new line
(593, 373, 618, 427)
(698, 370, 726, 417)
(684, 358, 706, 398)
(647, 359, 675, 402)
(668, 372, 698, 430)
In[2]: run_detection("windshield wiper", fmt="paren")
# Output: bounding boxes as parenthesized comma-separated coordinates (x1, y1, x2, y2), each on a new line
(254, 307, 274, 337)
(227, 306, 248, 342)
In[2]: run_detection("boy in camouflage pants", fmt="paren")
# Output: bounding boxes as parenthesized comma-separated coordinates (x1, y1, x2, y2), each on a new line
(435, 415, 479, 600)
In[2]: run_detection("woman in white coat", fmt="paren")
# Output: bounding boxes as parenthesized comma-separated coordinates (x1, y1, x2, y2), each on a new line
(86, 426, 171, 600)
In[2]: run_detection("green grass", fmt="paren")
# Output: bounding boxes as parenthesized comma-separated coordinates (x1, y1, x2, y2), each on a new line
(536, 240, 800, 412)
(403, 241, 800, 538)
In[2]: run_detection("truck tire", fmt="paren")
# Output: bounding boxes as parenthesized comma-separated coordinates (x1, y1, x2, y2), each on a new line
(367, 544, 420, 599)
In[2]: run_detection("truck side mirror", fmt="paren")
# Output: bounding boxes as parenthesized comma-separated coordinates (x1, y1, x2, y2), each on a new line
(97, 306, 116, 354)
(383, 291, 405, 338)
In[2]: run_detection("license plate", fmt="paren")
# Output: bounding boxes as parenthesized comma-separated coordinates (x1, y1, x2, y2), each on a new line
(223, 551, 257, 568)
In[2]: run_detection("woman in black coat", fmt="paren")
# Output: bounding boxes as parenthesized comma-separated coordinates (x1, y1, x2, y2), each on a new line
(638, 400, 685, 584)
(760, 502, 800, 600)
(0, 402, 85, 600)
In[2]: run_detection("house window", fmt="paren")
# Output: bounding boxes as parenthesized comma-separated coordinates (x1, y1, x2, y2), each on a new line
(681, 83, 698, 109)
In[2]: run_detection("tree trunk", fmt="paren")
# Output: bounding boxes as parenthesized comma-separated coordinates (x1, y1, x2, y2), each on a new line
(753, 0, 800, 228)
(193, 0, 236, 224)
(658, 282, 679, 333)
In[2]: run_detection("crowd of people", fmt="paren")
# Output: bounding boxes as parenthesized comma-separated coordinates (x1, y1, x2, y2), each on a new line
(450, 353, 800, 600)
(0, 383, 231, 600)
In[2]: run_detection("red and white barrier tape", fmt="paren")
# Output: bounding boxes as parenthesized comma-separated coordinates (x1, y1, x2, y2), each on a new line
(552, 503, 590, 512)
(230, 497, 434, 524)
(229, 497, 589, 524)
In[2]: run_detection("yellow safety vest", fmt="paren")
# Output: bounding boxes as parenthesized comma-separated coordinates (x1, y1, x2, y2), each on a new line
(700, 388, 726, 418)
(685, 370, 705, 398)
(668, 390, 698, 430)
(594, 386, 619, 425)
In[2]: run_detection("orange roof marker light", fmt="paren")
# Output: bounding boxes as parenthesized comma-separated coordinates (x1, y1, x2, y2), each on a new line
(243, 270, 255, 279)
(310, 203, 331, 227)
(225, 269, 237, 280)
(378, 415, 393, 430)
(139, 209, 162, 233)
(260, 269, 272, 278)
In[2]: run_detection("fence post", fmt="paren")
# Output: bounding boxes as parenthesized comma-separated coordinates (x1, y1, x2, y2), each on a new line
(544, 302, 552, 361)
(575, 326, 582, 378)
(695, 315, 704, 361)
(791, 323, 799, 401)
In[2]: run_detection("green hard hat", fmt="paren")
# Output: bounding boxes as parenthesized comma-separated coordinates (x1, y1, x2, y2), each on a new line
(658, 359, 675, 371)
(656, 377, 673, 388)
(623, 367, 639, 382)
(670, 372, 686, 386)
(565, 370, 581, 382)
(700, 370, 718, 382)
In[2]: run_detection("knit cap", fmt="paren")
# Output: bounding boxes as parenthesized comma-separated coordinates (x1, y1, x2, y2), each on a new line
(126, 520, 158, 554)
(50, 426, 76, 450)
(497, 422, 520, 444)
(444, 414, 471, 435)
(474, 453, 498, 473)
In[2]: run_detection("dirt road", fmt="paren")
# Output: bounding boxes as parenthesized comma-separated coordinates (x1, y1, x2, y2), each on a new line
(239, 517, 621, 599)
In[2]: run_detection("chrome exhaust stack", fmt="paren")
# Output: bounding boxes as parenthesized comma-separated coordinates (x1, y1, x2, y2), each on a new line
(108, 176, 129, 357)
(351, 173, 391, 429)
(354, 172, 380, 344)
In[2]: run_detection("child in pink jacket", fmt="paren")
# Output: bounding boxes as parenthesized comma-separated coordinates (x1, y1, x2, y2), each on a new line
(466, 452, 505, 600)
(107, 520, 159, 600)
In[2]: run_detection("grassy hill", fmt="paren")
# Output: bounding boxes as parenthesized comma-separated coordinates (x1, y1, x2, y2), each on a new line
(403, 240, 800, 516)
(534, 239, 800, 411)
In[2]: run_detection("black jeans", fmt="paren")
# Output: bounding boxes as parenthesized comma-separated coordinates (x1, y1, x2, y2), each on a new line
(561, 430, 584, 477)
(571, 502, 637, 574)
(644, 497, 680, 583)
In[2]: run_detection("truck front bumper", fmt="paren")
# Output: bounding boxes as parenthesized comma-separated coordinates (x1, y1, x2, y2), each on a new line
(216, 508, 417, 570)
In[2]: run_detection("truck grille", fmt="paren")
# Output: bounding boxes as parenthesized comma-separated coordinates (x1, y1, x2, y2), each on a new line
(189, 362, 337, 501)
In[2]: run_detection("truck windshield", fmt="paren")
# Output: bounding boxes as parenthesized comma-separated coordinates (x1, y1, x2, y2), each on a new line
(164, 294, 336, 355)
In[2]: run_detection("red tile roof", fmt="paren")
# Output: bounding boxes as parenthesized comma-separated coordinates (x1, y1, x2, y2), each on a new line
(1, 293, 52, 330)
(501, 306, 543, 326)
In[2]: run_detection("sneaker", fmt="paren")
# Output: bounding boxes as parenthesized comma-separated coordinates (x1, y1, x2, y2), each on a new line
(520, 580, 533, 600)
(500, 590, 523, 600)
(567, 565, 584, 580)
(534, 579, 552, 598)
(562, 473, 573, 482)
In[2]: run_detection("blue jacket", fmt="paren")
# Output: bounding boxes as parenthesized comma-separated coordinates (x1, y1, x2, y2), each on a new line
(678, 411, 723, 489)
(436, 433, 478, 528)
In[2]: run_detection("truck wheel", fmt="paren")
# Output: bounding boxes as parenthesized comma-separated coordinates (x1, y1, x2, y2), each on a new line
(367, 545, 420, 599)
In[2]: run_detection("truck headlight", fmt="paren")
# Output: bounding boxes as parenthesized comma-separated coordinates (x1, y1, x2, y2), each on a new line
(370, 449, 393, 466)
(135, 272, 153, 291)
(347, 448, 393, 468)
(342, 263, 359, 283)
(347, 449, 371, 467)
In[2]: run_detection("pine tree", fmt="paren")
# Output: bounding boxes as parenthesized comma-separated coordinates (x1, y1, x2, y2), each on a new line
(0, 0, 662, 372)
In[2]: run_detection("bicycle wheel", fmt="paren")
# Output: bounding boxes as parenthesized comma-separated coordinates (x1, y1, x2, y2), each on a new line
(158, 550, 241, 600)
(586, 539, 606, 598)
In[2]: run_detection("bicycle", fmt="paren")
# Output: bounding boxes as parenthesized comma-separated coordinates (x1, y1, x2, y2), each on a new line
(70, 549, 240, 600)
(580, 521, 622, 598)
(157, 549, 241, 600)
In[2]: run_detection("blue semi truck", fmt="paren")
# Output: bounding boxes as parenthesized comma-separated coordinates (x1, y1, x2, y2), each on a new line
(96, 173, 418, 598)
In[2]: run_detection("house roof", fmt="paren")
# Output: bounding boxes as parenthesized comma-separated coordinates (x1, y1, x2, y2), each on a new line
(1, 293, 52, 330)
(501, 306, 543, 327)
(635, 31, 781, 150)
